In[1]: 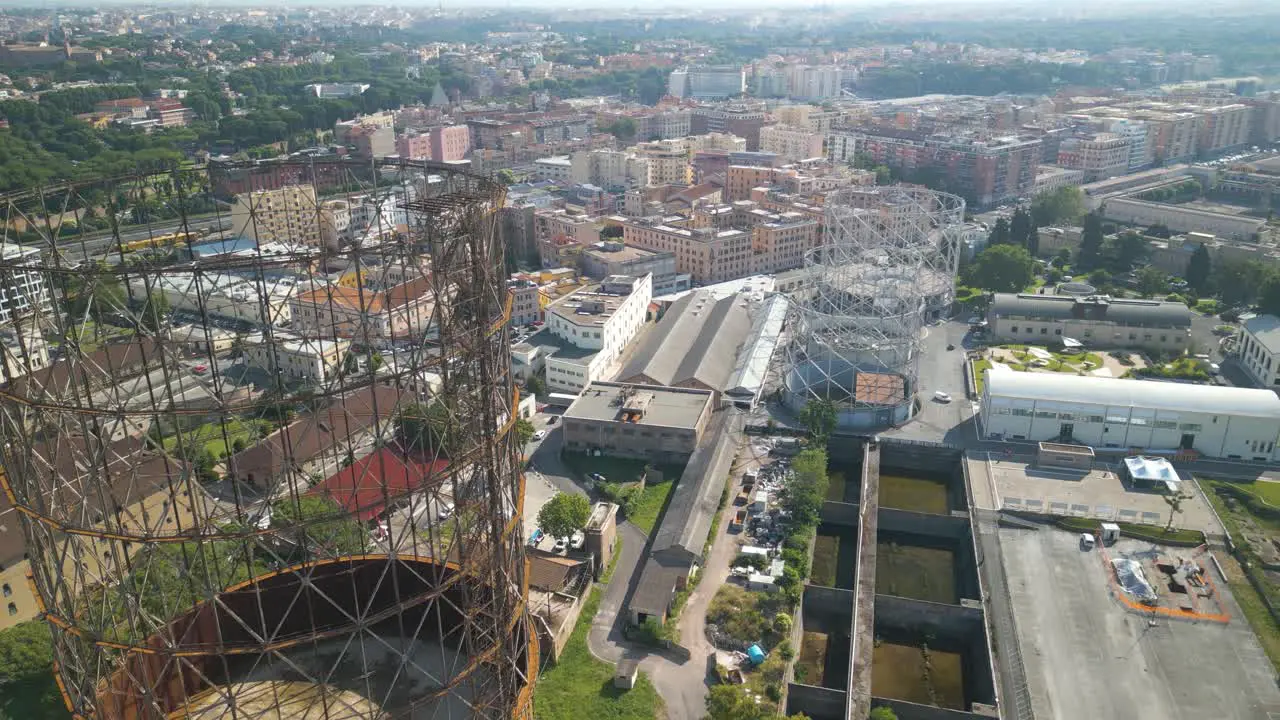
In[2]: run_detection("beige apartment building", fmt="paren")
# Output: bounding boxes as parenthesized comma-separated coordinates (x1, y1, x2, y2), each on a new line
(230, 185, 349, 249)
(623, 220, 753, 285)
(290, 276, 436, 343)
(562, 382, 713, 462)
(634, 140, 692, 186)
(758, 124, 825, 163)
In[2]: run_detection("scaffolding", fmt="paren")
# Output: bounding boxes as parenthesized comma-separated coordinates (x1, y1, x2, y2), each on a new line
(0, 158, 535, 718)
(780, 186, 965, 429)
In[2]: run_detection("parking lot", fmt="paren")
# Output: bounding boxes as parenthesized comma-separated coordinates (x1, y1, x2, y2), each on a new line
(1001, 528, 1280, 720)
(967, 454, 1222, 532)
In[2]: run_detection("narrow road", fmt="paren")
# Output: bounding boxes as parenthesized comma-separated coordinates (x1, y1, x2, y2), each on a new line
(529, 429, 718, 719)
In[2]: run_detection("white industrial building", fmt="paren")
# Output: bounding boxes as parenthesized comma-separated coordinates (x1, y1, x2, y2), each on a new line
(981, 370, 1280, 462)
(1239, 314, 1280, 388)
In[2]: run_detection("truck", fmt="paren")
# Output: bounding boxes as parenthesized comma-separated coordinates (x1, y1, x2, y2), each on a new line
(730, 509, 747, 532)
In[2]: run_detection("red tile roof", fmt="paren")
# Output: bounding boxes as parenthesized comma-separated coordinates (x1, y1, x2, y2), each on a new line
(307, 445, 448, 522)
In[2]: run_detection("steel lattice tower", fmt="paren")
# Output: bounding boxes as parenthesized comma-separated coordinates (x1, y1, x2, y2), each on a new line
(780, 186, 965, 429)
(0, 158, 535, 719)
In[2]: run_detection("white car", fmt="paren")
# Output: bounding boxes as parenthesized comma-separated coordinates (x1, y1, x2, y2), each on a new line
(438, 502, 455, 521)
(553, 536, 568, 553)
(570, 531, 585, 550)
(532, 429, 547, 441)
(933, 391, 952, 403)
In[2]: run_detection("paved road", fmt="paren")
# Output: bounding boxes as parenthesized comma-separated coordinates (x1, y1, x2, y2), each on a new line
(528, 428, 713, 720)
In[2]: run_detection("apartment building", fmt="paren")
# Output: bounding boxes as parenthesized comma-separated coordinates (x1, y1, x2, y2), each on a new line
(596, 109, 692, 141)
(0, 319, 48, 384)
(533, 156, 573, 183)
(348, 124, 394, 159)
(1109, 120, 1151, 171)
(668, 66, 746, 99)
(688, 133, 748, 154)
(334, 111, 394, 143)
(725, 165, 785, 202)
(245, 336, 350, 384)
(0, 244, 50, 324)
(623, 220, 753, 285)
(786, 66, 844, 102)
(499, 204, 539, 265)
(634, 140, 692, 186)
(289, 276, 436, 343)
(1197, 103, 1254, 155)
(690, 107, 768, 150)
(508, 278, 543, 326)
(231, 185, 349, 248)
(758, 125, 825, 163)
(544, 275, 652, 393)
(1056, 133, 1131, 181)
(396, 131, 433, 160)
(1103, 197, 1266, 240)
(851, 126, 1040, 207)
(579, 241, 689, 295)
(570, 149, 652, 189)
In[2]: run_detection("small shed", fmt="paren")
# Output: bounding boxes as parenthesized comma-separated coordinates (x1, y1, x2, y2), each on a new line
(746, 573, 776, 592)
(1037, 442, 1094, 470)
(1100, 522, 1121, 544)
(614, 658, 640, 689)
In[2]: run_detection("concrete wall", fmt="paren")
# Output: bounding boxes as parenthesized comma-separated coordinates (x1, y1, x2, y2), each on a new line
(872, 698, 991, 720)
(879, 439, 964, 475)
(803, 584, 854, 619)
(821, 500, 860, 528)
(787, 683, 848, 720)
(875, 594, 998, 709)
(879, 507, 970, 540)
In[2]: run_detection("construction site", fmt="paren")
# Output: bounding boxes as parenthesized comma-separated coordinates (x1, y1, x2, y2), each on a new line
(0, 159, 535, 718)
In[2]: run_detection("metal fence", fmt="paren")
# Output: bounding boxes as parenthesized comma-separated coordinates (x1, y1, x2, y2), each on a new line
(973, 508, 1037, 720)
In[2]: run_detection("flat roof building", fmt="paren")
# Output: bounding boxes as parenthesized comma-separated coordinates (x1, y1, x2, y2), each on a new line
(987, 293, 1192, 352)
(562, 381, 713, 462)
(544, 275, 652, 394)
(1238, 314, 1280, 388)
(981, 370, 1280, 461)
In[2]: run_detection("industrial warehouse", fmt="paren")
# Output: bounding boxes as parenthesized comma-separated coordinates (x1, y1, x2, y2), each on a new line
(980, 369, 1280, 460)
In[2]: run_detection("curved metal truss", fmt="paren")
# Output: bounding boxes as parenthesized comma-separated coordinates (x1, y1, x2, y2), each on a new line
(0, 158, 535, 718)
(781, 186, 965, 427)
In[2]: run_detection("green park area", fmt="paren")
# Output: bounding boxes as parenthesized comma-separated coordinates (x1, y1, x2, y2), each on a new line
(560, 453, 685, 535)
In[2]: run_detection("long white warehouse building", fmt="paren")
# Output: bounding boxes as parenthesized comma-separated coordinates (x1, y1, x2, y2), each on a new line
(981, 370, 1280, 462)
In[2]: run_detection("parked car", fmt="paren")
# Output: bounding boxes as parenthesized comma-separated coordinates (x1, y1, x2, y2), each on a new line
(590, 472, 607, 483)
(532, 430, 547, 441)
(553, 536, 568, 553)
(933, 391, 952, 403)
(529, 528, 545, 546)
(547, 416, 558, 425)
(193, 364, 208, 375)
(570, 531, 585, 550)
(438, 502, 455, 521)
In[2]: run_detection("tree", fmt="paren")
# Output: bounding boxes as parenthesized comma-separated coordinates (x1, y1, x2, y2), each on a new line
(1108, 232, 1149, 273)
(1185, 243, 1212, 294)
(525, 374, 545, 396)
(0, 620, 53, 679)
(970, 244, 1035, 293)
(1078, 212, 1105, 271)
(601, 117, 637, 142)
(271, 495, 368, 556)
(515, 417, 535, 445)
(987, 217, 1010, 247)
(1009, 208, 1032, 250)
(706, 685, 773, 720)
(1030, 186, 1085, 227)
(397, 402, 461, 456)
(797, 398, 837, 441)
(873, 165, 892, 185)
(537, 492, 591, 539)
(1259, 274, 1280, 317)
(1136, 266, 1168, 298)
(870, 708, 900, 720)
(139, 291, 171, 333)
(496, 169, 517, 186)
(784, 448, 830, 527)
(1161, 488, 1195, 531)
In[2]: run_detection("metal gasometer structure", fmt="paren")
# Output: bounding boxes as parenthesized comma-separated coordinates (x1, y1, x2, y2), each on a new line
(0, 158, 535, 718)
(781, 186, 965, 429)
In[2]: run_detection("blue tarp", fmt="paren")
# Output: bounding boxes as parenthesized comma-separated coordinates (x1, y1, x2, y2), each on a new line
(747, 644, 766, 665)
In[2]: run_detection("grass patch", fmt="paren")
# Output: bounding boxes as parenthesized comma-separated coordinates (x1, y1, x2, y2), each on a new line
(1246, 481, 1280, 508)
(708, 584, 788, 648)
(162, 417, 266, 461)
(811, 534, 839, 588)
(971, 358, 991, 394)
(534, 588, 662, 720)
(794, 631, 828, 686)
(561, 453, 650, 485)
(627, 475, 677, 536)
(1055, 516, 1205, 546)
